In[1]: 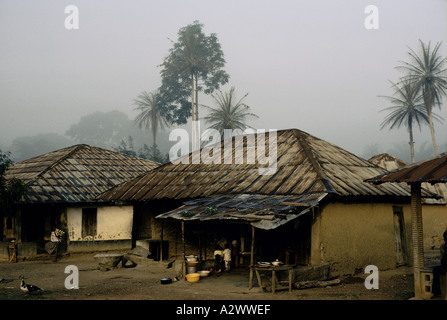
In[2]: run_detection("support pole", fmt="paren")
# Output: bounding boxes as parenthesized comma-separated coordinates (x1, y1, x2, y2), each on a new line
(411, 182, 425, 299)
(250, 225, 255, 266)
(160, 220, 164, 263)
(182, 221, 186, 278)
(249, 225, 255, 290)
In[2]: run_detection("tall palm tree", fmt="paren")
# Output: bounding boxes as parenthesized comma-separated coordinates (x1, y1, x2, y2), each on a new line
(201, 87, 259, 139)
(133, 90, 169, 150)
(379, 79, 441, 163)
(397, 40, 447, 156)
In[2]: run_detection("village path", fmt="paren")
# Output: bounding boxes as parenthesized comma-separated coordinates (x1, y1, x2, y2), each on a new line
(0, 252, 416, 301)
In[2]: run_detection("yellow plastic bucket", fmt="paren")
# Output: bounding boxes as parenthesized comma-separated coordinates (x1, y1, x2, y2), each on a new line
(186, 273, 200, 282)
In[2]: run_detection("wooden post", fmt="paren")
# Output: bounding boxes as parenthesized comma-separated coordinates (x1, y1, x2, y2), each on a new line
(182, 221, 186, 278)
(288, 269, 292, 293)
(272, 269, 276, 293)
(411, 182, 425, 299)
(198, 234, 201, 261)
(248, 225, 255, 290)
(250, 225, 255, 266)
(160, 220, 164, 263)
(249, 265, 253, 290)
(240, 225, 245, 266)
(16, 209, 22, 243)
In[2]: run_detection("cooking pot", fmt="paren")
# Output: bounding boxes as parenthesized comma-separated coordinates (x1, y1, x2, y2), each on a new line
(160, 278, 172, 284)
(186, 261, 199, 267)
(186, 255, 198, 262)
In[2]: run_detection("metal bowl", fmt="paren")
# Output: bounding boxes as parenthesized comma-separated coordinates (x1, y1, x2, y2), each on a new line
(160, 278, 172, 284)
(198, 270, 210, 277)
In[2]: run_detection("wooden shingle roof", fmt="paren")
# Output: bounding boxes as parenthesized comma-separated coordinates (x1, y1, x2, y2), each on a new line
(99, 129, 419, 202)
(6, 144, 160, 203)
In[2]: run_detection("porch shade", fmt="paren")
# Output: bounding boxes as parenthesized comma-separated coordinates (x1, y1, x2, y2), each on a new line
(365, 153, 447, 299)
(365, 154, 447, 185)
(156, 193, 327, 230)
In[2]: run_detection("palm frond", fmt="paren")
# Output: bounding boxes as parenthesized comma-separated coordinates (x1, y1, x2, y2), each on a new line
(133, 90, 169, 146)
(379, 79, 431, 131)
(200, 87, 259, 138)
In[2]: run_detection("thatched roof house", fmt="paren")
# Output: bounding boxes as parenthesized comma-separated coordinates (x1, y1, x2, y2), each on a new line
(99, 129, 438, 276)
(2, 144, 159, 258)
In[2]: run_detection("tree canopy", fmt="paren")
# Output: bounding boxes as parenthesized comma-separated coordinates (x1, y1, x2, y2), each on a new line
(201, 87, 259, 139)
(10, 133, 74, 162)
(158, 20, 230, 129)
(379, 79, 441, 163)
(397, 40, 447, 156)
(133, 90, 169, 149)
(66, 110, 152, 150)
(0, 150, 29, 217)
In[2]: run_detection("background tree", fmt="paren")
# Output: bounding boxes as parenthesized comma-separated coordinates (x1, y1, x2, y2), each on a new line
(115, 136, 137, 157)
(66, 110, 132, 149)
(397, 40, 447, 156)
(137, 143, 169, 163)
(0, 150, 29, 240)
(159, 20, 229, 150)
(133, 90, 169, 152)
(379, 79, 441, 163)
(66, 110, 152, 150)
(9, 133, 74, 162)
(361, 143, 382, 160)
(201, 87, 259, 139)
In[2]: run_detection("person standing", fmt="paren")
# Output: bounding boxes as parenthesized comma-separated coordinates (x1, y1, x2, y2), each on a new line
(223, 243, 232, 271)
(45, 221, 64, 262)
(213, 239, 224, 273)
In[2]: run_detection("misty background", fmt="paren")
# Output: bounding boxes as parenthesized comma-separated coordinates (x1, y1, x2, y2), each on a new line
(0, 0, 446, 163)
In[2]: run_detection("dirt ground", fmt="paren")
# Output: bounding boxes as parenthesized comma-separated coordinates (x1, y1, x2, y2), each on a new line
(0, 251, 421, 302)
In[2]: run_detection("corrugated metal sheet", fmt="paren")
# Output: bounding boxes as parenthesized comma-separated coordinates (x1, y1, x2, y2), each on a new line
(6, 144, 160, 203)
(366, 153, 447, 184)
(368, 153, 447, 204)
(99, 129, 420, 202)
(156, 193, 327, 230)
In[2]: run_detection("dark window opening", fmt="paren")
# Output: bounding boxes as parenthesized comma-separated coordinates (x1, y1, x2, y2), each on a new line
(82, 208, 97, 238)
(6, 217, 13, 230)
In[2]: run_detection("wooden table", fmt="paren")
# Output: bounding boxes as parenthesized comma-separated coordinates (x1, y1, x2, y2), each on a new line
(249, 264, 294, 293)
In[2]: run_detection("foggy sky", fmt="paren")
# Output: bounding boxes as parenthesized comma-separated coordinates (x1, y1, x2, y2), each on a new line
(1, 0, 446, 160)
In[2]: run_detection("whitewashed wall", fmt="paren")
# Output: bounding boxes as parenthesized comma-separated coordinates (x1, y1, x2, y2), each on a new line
(67, 206, 133, 241)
